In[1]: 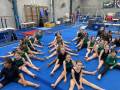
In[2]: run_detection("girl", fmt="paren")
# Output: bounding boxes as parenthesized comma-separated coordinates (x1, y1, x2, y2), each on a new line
(49, 32, 69, 47)
(98, 50, 120, 80)
(50, 48, 68, 75)
(29, 35, 43, 48)
(86, 40, 104, 61)
(0, 57, 39, 88)
(69, 60, 104, 90)
(85, 36, 96, 58)
(72, 29, 84, 44)
(35, 30, 43, 45)
(19, 44, 45, 61)
(51, 54, 75, 88)
(13, 52, 39, 78)
(76, 33, 89, 52)
(97, 45, 110, 71)
(46, 44, 78, 60)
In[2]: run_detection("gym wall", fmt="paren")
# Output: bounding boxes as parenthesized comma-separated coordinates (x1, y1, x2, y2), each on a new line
(0, 0, 15, 28)
(79, 0, 120, 16)
(17, 0, 49, 23)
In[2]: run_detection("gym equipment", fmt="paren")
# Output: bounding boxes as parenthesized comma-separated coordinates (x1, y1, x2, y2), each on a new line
(87, 19, 104, 30)
(21, 22, 36, 28)
(24, 5, 48, 27)
(0, 16, 15, 29)
(0, 28, 17, 43)
(0, 16, 8, 28)
(0, 18, 4, 28)
(44, 22, 55, 28)
(22, 30, 37, 36)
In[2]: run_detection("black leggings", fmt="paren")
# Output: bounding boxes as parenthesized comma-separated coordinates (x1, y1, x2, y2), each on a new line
(99, 63, 120, 77)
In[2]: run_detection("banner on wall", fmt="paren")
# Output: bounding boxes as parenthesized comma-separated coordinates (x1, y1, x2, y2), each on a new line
(103, 0, 120, 8)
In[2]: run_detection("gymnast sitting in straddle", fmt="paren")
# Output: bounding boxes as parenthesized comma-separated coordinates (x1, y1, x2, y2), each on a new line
(19, 43, 45, 61)
(51, 54, 75, 88)
(12, 51, 40, 78)
(0, 57, 39, 89)
(69, 60, 104, 90)
(49, 48, 72, 75)
(75, 32, 89, 52)
(46, 34, 78, 60)
(85, 39, 105, 61)
(85, 36, 96, 58)
(34, 30, 43, 46)
(29, 34, 43, 48)
(2, 43, 45, 61)
(98, 50, 120, 80)
(47, 41, 78, 59)
(96, 45, 111, 71)
(49, 32, 70, 48)
(22, 36, 43, 53)
(47, 45, 78, 67)
(72, 28, 85, 45)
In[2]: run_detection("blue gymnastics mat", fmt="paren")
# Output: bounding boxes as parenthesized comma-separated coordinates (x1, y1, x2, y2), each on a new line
(0, 24, 120, 90)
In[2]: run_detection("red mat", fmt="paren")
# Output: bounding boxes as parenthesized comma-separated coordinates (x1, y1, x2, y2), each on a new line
(22, 30, 37, 36)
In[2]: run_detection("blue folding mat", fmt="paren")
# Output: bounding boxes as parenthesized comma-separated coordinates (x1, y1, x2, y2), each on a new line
(0, 23, 120, 90)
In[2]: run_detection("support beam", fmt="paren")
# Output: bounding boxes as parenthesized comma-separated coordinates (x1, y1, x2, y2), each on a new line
(50, 0, 55, 22)
(69, 0, 72, 22)
(52, 0, 55, 22)
(12, 0, 21, 29)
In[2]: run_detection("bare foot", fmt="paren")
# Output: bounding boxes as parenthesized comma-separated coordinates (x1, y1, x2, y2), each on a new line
(32, 75, 37, 78)
(34, 84, 40, 88)
(50, 72, 54, 76)
(47, 64, 50, 67)
(51, 84, 56, 88)
(84, 56, 88, 60)
(36, 68, 40, 71)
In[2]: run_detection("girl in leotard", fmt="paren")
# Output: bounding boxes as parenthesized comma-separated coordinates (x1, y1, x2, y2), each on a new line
(69, 60, 104, 90)
(97, 45, 110, 71)
(76, 32, 89, 51)
(50, 48, 68, 75)
(51, 54, 75, 88)
(85, 36, 96, 58)
(13, 52, 39, 78)
(86, 39, 104, 61)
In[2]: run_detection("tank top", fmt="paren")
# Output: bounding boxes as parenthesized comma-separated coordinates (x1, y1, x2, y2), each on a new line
(105, 55, 117, 65)
(13, 58, 24, 67)
(97, 45, 104, 54)
(101, 49, 109, 60)
(83, 37, 89, 45)
(58, 52, 67, 63)
(71, 68, 82, 85)
(90, 40, 95, 47)
(65, 60, 73, 72)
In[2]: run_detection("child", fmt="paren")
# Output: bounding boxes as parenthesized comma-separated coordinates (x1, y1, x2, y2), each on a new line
(0, 57, 39, 88)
